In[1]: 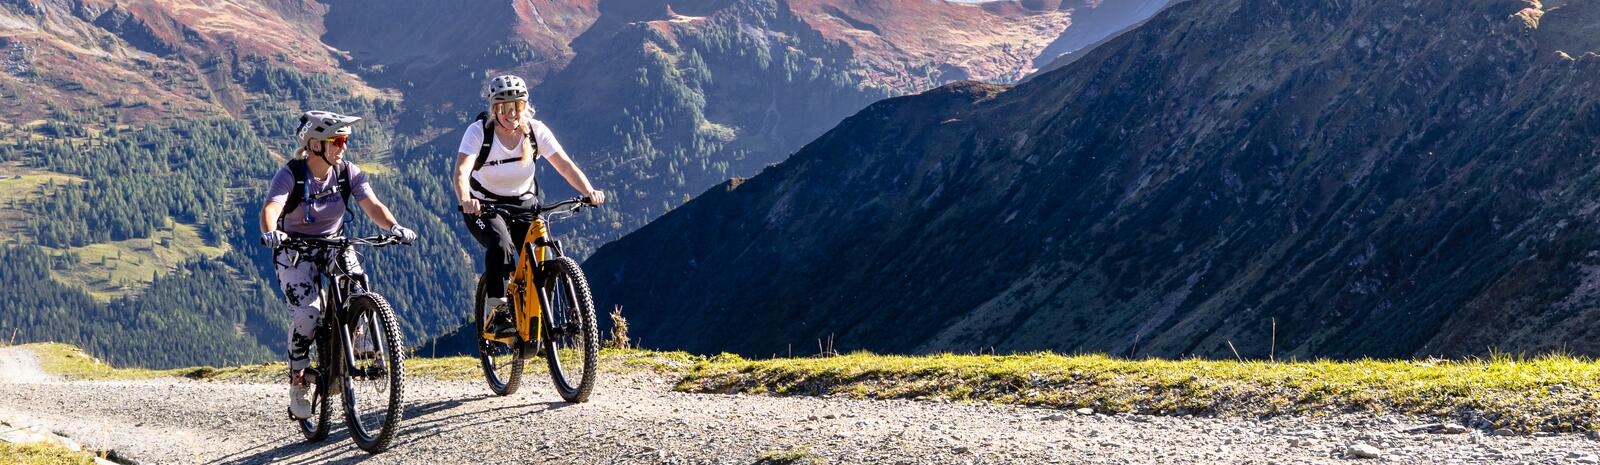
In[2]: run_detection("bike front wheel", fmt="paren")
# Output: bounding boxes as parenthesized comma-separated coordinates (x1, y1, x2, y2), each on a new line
(342, 293, 405, 453)
(541, 256, 599, 403)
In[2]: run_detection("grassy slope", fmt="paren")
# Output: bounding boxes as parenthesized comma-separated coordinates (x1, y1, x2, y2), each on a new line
(0, 167, 82, 246)
(48, 222, 229, 302)
(18, 343, 1597, 433)
(0, 163, 227, 302)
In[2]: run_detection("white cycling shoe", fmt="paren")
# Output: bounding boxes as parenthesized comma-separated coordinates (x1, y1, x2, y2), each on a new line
(289, 381, 313, 420)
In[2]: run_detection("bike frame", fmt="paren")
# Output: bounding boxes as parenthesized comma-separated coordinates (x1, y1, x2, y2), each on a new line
(478, 201, 582, 346)
(297, 243, 382, 393)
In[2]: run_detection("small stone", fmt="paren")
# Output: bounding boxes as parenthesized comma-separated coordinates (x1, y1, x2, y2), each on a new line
(1436, 423, 1469, 434)
(1491, 428, 1516, 437)
(953, 446, 971, 454)
(1076, 408, 1094, 415)
(1347, 442, 1381, 459)
(1042, 414, 1069, 421)
(1547, 384, 1566, 394)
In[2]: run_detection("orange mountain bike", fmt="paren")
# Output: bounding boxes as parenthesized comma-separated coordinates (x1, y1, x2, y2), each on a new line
(473, 197, 599, 402)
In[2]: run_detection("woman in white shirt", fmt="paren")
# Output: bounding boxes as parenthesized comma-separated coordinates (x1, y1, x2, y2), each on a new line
(453, 75, 605, 334)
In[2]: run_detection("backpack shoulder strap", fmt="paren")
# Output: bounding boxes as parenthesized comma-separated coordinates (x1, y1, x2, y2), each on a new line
(336, 160, 354, 206)
(282, 158, 310, 217)
(473, 112, 492, 172)
(526, 125, 540, 158)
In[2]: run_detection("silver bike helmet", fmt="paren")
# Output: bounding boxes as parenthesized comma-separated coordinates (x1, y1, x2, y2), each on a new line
(487, 75, 529, 103)
(295, 110, 361, 146)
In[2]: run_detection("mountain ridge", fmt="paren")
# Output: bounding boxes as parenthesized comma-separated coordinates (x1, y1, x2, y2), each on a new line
(582, 0, 1600, 359)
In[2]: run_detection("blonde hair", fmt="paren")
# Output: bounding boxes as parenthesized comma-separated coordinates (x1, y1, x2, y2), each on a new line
(490, 100, 536, 166)
(291, 140, 330, 162)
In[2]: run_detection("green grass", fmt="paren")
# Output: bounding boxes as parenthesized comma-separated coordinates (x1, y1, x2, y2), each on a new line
(0, 170, 82, 207)
(197, 349, 703, 384)
(678, 351, 1600, 433)
(0, 442, 97, 465)
(0, 168, 83, 245)
(21, 343, 698, 385)
(27, 343, 195, 380)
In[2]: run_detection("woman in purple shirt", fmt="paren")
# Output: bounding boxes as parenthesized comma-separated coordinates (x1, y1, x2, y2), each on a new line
(258, 111, 416, 420)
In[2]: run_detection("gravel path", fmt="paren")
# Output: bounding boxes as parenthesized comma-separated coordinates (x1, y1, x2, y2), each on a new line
(0, 347, 1596, 464)
(0, 345, 54, 383)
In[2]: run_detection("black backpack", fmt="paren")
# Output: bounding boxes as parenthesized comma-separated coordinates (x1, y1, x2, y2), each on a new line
(280, 157, 353, 228)
(469, 111, 540, 201)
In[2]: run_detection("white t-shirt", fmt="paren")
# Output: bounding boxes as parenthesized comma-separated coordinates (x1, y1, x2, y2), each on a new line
(456, 117, 565, 199)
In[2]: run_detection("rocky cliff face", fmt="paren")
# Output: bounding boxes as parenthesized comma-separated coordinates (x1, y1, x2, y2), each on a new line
(584, 0, 1600, 359)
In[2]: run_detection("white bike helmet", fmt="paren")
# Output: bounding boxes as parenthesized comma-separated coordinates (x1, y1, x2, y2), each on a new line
(295, 110, 361, 146)
(487, 75, 529, 103)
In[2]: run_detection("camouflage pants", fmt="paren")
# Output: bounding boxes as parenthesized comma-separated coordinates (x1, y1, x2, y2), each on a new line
(274, 247, 363, 371)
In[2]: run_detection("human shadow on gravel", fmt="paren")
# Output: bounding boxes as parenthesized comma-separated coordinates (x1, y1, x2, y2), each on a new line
(396, 399, 575, 442)
(213, 399, 580, 464)
(211, 430, 352, 465)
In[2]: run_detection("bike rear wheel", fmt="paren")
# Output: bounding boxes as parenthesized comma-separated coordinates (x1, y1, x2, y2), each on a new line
(295, 339, 332, 442)
(541, 256, 599, 403)
(475, 277, 526, 395)
(342, 293, 405, 453)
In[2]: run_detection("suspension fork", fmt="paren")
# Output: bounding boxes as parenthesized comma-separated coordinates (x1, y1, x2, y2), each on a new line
(512, 218, 551, 341)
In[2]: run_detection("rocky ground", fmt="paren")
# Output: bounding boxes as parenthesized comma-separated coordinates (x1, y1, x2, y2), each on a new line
(0, 347, 1596, 464)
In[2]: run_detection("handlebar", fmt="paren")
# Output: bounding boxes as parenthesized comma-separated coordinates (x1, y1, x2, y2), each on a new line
(475, 196, 594, 220)
(272, 235, 404, 250)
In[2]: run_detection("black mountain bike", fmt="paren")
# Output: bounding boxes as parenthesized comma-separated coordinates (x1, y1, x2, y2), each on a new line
(472, 197, 599, 403)
(276, 235, 408, 453)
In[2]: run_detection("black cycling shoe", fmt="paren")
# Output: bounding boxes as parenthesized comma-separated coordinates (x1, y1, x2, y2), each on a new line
(486, 308, 518, 339)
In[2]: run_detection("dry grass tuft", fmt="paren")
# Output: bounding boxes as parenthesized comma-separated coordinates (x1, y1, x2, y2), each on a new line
(605, 305, 631, 350)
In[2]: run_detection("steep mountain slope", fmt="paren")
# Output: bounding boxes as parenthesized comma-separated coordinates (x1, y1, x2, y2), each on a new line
(318, 0, 600, 118)
(0, 0, 381, 121)
(584, 0, 1600, 359)
(534, 0, 1154, 254)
